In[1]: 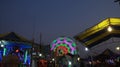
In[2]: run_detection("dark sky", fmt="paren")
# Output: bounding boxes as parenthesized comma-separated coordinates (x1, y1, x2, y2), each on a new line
(0, 0, 120, 45)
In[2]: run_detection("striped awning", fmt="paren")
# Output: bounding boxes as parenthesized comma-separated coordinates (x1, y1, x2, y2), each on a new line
(74, 17, 120, 48)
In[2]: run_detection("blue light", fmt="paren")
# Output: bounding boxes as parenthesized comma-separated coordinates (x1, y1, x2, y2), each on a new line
(0, 51, 2, 61)
(0, 40, 32, 65)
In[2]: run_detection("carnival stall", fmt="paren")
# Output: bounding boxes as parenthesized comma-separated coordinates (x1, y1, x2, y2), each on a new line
(0, 32, 32, 67)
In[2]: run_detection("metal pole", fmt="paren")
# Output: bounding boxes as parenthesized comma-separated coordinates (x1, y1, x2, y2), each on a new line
(31, 38, 34, 67)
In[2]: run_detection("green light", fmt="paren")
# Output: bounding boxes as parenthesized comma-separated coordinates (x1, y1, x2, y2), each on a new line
(24, 50, 28, 63)
(53, 40, 57, 43)
(66, 38, 71, 41)
(51, 40, 57, 48)
(72, 43, 76, 47)
(3, 48, 6, 56)
(60, 38, 64, 41)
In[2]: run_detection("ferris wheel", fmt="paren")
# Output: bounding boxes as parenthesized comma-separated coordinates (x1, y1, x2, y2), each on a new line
(50, 37, 77, 56)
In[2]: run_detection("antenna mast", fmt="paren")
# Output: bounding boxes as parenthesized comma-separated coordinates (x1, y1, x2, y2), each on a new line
(40, 33, 42, 52)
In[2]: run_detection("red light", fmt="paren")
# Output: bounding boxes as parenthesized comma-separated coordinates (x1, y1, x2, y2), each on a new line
(15, 49, 19, 52)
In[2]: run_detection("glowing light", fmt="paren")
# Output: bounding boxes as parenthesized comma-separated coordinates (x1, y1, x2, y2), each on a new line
(116, 47, 120, 51)
(68, 61, 72, 66)
(50, 37, 77, 55)
(52, 58, 55, 61)
(0, 40, 5, 47)
(39, 53, 42, 57)
(89, 61, 92, 64)
(15, 49, 19, 52)
(1, 40, 5, 43)
(24, 50, 28, 64)
(1, 40, 7, 45)
(107, 26, 112, 32)
(85, 47, 88, 51)
(3, 48, 6, 56)
(1, 44, 4, 47)
(77, 57, 80, 61)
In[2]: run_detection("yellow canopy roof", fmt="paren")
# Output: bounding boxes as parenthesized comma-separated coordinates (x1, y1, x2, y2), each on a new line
(74, 17, 120, 48)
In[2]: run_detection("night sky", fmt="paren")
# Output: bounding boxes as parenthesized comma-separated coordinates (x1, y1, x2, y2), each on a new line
(0, 0, 120, 45)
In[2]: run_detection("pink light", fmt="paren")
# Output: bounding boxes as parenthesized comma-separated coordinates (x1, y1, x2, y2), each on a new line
(64, 40, 74, 49)
(51, 37, 76, 54)
(56, 40, 61, 45)
(51, 44, 56, 50)
(64, 40, 75, 54)
(51, 39, 62, 50)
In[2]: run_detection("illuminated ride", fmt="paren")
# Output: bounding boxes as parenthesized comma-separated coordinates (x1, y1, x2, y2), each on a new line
(50, 37, 78, 67)
(0, 40, 31, 65)
(50, 37, 77, 56)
